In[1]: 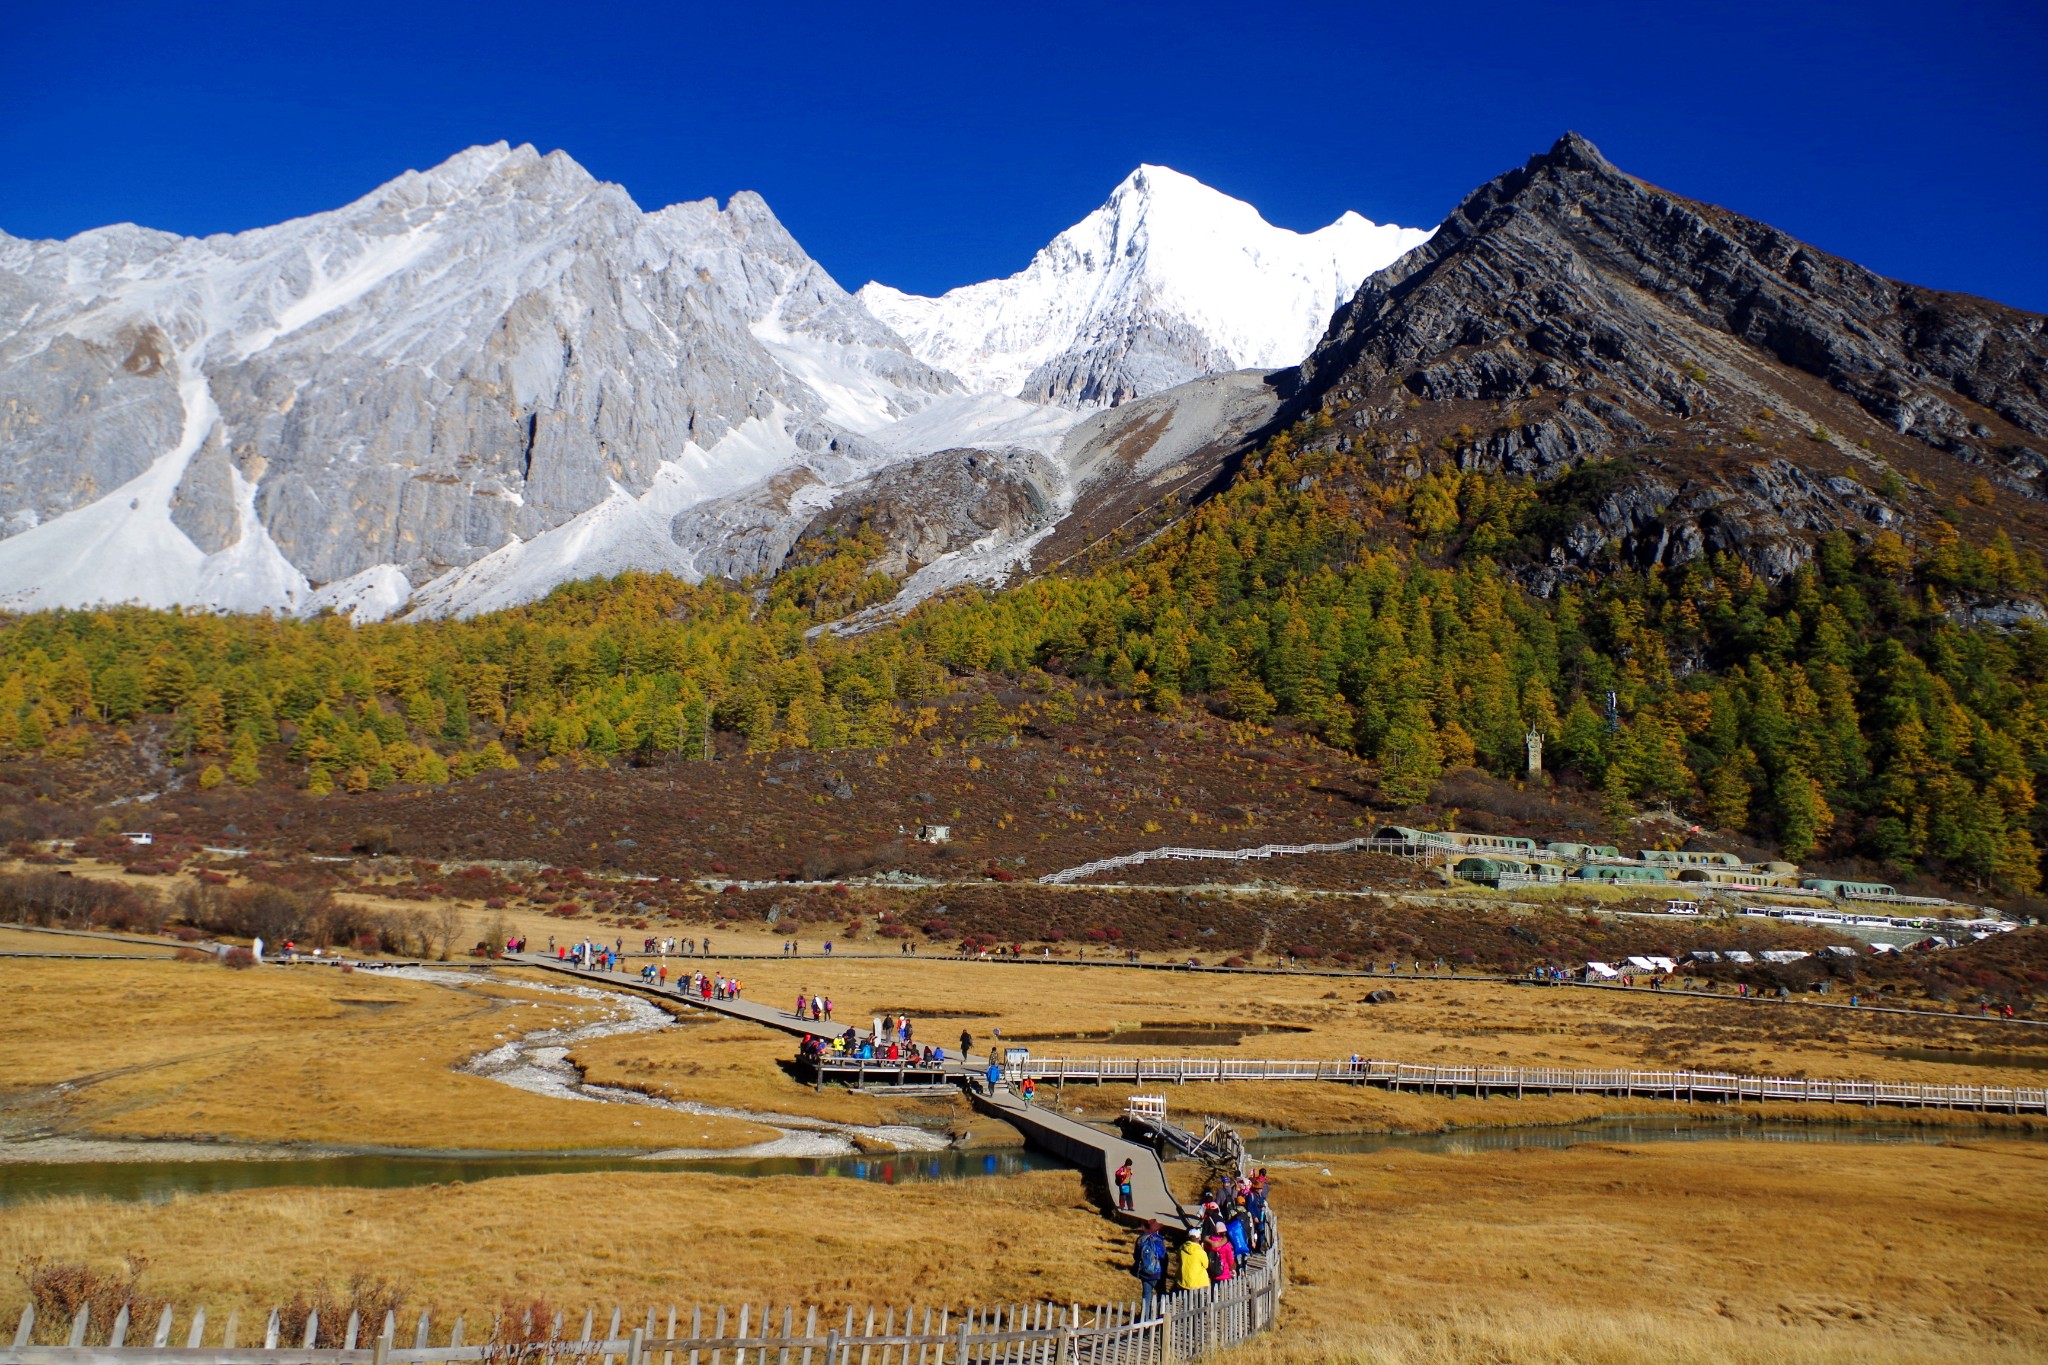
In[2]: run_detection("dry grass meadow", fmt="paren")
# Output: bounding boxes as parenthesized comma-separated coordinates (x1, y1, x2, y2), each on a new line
(4, 938, 2047, 1362)
(0, 1140, 2041, 1363)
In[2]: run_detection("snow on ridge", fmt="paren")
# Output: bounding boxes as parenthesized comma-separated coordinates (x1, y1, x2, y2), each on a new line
(856, 164, 1433, 404)
(0, 149, 1420, 621)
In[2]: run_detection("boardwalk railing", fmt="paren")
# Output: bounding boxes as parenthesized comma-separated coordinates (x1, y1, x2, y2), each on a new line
(1039, 838, 1416, 885)
(1009, 1056, 2048, 1114)
(5, 1240, 1284, 1365)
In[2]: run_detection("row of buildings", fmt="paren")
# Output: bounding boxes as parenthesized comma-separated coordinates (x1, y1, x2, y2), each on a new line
(1371, 826, 1922, 904)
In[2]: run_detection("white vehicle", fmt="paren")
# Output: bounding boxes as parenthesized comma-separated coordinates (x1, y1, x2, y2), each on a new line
(1664, 900, 1701, 915)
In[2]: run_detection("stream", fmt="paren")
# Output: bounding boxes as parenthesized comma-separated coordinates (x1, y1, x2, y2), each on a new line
(5, 970, 2038, 1208)
(433, 969, 951, 1159)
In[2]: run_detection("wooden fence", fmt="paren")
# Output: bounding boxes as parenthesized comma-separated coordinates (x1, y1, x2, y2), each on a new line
(1008, 1056, 2048, 1114)
(5, 1241, 1283, 1365)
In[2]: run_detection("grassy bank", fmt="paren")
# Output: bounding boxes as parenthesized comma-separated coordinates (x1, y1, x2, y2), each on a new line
(1, 1140, 2040, 1362)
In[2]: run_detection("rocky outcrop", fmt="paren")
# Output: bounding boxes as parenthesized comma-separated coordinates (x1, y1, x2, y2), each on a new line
(1286, 132, 2048, 579)
(791, 447, 1061, 577)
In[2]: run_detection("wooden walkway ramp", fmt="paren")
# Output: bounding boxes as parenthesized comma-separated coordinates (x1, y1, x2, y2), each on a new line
(513, 954, 1195, 1228)
(510, 953, 836, 1038)
(971, 1086, 1195, 1232)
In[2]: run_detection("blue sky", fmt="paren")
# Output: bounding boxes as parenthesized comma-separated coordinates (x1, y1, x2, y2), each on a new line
(5, 0, 2045, 309)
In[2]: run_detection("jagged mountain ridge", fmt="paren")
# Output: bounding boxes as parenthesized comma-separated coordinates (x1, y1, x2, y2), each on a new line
(0, 148, 1420, 619)
(1283, 132, 2048, 584)
(859, 165, 1431, 408)
(0, 142, 973, 618)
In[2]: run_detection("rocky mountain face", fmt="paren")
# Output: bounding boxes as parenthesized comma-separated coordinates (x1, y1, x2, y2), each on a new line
(0, 143, 965, 617)
(858, 166, 1430, 408)
(0, 149, 1422, 619)
(6, 134, 2041, 623)
(1287, 133, 2048, 584)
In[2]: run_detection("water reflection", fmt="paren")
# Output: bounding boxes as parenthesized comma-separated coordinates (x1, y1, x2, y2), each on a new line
(0, 1146, 1062, 1207)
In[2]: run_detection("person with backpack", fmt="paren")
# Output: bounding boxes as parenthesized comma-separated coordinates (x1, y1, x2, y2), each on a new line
(1205, 1230, 1234, 1282)
(1225, 1204, 1250, 1261)
(1176, 1232, 1210, 1293)
(1132, 1221, 1167, 1316)
(1115, 1158, 1135, 1212)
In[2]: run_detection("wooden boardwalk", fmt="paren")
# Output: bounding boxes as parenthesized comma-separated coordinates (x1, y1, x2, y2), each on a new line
(970, 1085, 1195, 1231)
(514, 954, 1195, 1227)
(1008, 1056, 2048, 1114)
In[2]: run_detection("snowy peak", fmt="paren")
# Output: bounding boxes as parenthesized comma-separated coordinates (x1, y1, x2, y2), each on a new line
(0, 143, 961, 619)
(857, 165, 1432, 407)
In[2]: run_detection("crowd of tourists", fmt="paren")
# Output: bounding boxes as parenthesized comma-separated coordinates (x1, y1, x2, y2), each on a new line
(1129, 1170, 1273, 1314)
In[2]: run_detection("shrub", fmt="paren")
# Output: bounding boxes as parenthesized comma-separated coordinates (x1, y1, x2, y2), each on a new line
(17, 1256, 163, 1345)
(277, 1275, 409, 1350)
(222, 948, 256, 969)
(354, 825, 398, 857)
(0, 871, 165, 934)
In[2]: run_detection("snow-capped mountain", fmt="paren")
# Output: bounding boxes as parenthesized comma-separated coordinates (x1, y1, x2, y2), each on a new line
(0, 148, 1423, 620)
(857, 165, 1432, 407)
(0, 143, 963, 618)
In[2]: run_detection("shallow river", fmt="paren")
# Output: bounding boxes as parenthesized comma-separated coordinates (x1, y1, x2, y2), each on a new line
(7, 969, 2036, 1207)
(4, 1119, 2030, 1208)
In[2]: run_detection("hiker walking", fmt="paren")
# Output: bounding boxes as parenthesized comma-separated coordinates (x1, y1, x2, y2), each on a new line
(1115, 1158, 1135, 1212)
(1176, 1234, 1211, 1292)
(960, 1028, 974, 1055)
(1132, 1221, 1167, 1316)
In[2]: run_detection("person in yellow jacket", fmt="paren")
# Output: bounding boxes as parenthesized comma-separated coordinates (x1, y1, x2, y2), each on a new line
(1177, 1233, 1211, 1292)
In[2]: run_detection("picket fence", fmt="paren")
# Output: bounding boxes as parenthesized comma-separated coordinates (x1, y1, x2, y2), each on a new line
(5, 1240, 1283, 1365)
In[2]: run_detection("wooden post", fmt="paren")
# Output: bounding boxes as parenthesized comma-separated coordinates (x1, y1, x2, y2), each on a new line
(154, 1305, 176, 1349)
(187, 1308, 209, 1349)
(451, 1316, 466, 1350)
(222, 1310, 239, 1352)
(303, 1310, 320, 1351)
(375, 1328, 394, 1365)
(1157, 1309, 1173, 1365)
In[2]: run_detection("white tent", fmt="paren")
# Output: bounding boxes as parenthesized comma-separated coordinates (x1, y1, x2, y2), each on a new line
(1584, 961, 1621, 979)
(1760, 949, 1810, 964)
(1722, 950, 1755, 963)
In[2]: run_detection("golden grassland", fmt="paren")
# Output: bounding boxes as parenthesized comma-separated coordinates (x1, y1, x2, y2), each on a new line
(553, 947, 2048, 1127)
(1, 1140, 2041, 1364)
(4, 940, 2044, 1158)
(0, 958, 775, 1151)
